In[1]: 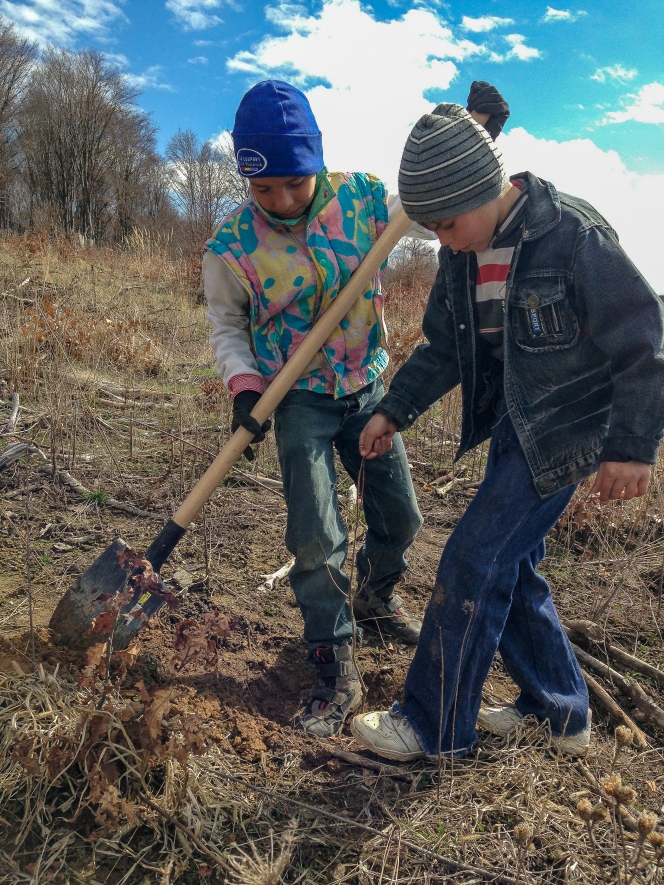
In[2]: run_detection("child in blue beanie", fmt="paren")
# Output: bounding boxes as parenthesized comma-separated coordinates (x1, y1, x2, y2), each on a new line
(204, 79, 509, 738)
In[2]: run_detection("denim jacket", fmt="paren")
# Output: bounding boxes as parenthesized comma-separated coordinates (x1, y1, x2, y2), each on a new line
(379, 172, 664, 497)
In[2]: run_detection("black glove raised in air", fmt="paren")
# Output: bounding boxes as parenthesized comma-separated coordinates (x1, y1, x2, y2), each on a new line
(466, 81, 510, 140)
(231, 390, 271, 462)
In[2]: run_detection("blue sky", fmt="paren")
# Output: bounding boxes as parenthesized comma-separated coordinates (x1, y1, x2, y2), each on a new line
(2, 0, 664, 288)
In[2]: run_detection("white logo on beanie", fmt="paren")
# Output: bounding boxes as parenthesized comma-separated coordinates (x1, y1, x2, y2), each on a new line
(236, 148, 267, 176)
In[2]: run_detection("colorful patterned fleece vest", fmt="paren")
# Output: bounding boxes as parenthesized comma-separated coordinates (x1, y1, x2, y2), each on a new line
(206, 170, 389, 398)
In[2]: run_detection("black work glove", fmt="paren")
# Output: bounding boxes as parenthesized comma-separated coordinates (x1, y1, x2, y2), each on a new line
(231, 390, 271, 462)
(466, 81, 510, 141)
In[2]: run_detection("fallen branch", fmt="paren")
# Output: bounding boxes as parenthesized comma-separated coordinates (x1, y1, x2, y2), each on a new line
(431, 477, 480, 498)
(3, 392, 20, 433)
(0, 441, 48, 470)
(4, 483, 42, 498)
(564, 619, 664, 690)
(580, 668, 649, 749)
(329, 746, 414, 780)
(603, 645, 664, 692)
(432, 477, 462, 497)
(83, 377, 179, 400)
(564, 619, 603, 641)
(97, 397, 143, 410)
(257, 559, 294, 592)
(38, 463, 163, 520)
(570, 640, 664, 731)
(232, 467, 285, 498)
(94, 415, 125, 436)
(2, 290, 33, 305)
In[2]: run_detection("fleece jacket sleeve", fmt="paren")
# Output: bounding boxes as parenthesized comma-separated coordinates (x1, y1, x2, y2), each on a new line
(574, 224, 664, 464)
(203, 250, 264, 389)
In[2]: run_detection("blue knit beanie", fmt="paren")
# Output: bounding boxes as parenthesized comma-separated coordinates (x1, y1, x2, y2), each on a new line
(232, 80, 324, 178)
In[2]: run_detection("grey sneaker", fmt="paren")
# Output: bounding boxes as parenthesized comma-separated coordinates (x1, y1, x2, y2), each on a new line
(477, 703, 592, 756)
(295, 644, 362, 738)
(353, 589, 421, 645)
(351, 709, 425, 761)
(477, 703, 525, 737)
(550, 709, 592, 756)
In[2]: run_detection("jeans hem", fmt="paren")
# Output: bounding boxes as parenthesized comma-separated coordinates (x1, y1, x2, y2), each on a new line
(391, 701, 476, 758)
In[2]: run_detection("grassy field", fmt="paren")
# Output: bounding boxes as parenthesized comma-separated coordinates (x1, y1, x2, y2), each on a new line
(0, 232, 662, 884)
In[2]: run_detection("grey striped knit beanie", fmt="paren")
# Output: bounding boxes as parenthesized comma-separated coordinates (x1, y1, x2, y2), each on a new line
(399, 103, 508, 223)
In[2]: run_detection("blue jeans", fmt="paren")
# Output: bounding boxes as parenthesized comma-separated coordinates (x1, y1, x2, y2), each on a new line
(400, 399, 589, 756)
(274, 380, 423, 650)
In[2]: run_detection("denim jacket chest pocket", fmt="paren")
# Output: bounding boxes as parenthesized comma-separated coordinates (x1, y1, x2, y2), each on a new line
(509, 276, 580, 352)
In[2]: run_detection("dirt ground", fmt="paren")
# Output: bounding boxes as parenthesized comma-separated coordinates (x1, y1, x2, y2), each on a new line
(0, 239, 663, 883)
(0, 454, 459, 753)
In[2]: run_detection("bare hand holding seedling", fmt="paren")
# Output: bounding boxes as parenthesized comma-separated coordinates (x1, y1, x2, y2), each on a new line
(590, 460, 651, 502)
(359, 413, 398, 460)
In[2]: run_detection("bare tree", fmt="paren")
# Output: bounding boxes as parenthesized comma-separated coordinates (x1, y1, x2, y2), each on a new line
(19, 48, 160, 240)
(214, 131, 249, 208)
(108, 108, 167, 238)
(165, 128, 247, 242)
(384, 236, 439, 291)
(0, 17, 37, 227)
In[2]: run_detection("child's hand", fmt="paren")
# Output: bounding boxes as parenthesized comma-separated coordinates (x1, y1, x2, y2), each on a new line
(590, 460, 652, 502)
(359, 413, 398, 460)
(231, 390, 271, 461)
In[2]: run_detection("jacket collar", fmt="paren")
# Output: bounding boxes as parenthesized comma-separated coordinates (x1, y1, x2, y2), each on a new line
(248, 168, 334, 231)
(511, 171, 561, 242)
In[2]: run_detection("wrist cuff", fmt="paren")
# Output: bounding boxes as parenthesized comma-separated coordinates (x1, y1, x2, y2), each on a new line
(373, 405, 404, 431)
(229, 373, 266, 399)
(600, 434, 659, 465)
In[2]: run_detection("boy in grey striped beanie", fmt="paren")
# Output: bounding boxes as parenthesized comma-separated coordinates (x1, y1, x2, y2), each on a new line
(399, 102, 508, 223)
(350, 90, 664, 765)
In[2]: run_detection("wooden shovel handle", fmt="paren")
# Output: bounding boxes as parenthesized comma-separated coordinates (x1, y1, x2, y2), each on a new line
(172, 206, 412, 529)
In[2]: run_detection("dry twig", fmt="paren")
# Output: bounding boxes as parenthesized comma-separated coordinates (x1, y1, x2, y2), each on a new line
(581, 668, 649, 749)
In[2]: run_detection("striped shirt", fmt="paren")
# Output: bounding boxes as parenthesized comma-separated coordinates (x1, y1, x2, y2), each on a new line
(474, 181, 528, 360)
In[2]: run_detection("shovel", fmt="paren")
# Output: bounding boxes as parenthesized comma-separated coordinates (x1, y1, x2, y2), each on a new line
(48, 207, 412, 650)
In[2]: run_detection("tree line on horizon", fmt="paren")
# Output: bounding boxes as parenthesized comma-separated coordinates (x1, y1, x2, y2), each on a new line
(0, 15, 438, 290)
(0, 15, 248, 248)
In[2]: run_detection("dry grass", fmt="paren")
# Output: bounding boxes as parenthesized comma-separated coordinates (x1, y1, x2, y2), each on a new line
(0, 232, 661, 883)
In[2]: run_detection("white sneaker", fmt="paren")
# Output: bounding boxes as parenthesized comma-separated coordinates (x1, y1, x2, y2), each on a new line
(550, 709, 592, 757)
(476, 703, 525, 737)
(477, 703, 592, 756)
(351, 710, 425, 762)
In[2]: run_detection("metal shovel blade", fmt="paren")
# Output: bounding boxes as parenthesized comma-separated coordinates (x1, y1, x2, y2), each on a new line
(49, 539, 169, 651)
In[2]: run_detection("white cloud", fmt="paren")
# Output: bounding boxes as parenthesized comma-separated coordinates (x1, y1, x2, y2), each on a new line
(591, 64, 638, 84)
(504, 33, 541, 61)
(223, 0, 660, 292)
(188, 55, 208, 64)
(102, 54, 174, 92)
(500, 127, 664, 291)
(104, 51, 129, 68)
(227, 0, 486, 181)
(601, 82, 664, 125)
(460, 15, 513, 33)
(542, 6, 587, 22)
(165, 0, 227, 30)
(125, 65, 174, 91)
(0, 0, 126, 46)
